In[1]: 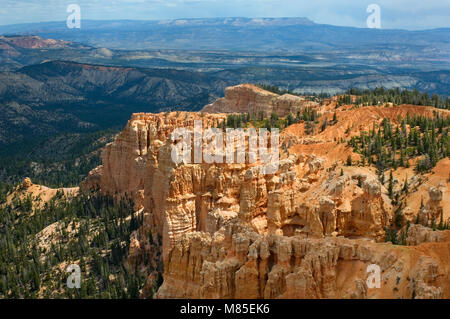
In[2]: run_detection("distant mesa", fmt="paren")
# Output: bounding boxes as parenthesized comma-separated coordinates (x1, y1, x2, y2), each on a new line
(0, 35, 71, 49)
(156, 17, 315, 27)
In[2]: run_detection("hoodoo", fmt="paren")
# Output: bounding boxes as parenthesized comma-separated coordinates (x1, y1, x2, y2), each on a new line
(82, 86, 450, 298)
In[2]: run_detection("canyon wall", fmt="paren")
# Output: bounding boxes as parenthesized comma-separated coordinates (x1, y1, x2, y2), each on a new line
(202, 84, 318, 117)
(157, 226, 449, 299)
(82, 94, 449, 299)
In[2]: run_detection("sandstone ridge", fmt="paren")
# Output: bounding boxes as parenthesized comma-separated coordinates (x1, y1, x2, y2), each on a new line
(83, 107, 450, 299)
(201, 84, 318, 117)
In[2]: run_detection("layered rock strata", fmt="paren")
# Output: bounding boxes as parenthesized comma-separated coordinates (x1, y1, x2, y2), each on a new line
(201, 84, 318, 117)
(156, 224, 449, 299)
(83, 111, 449, 299)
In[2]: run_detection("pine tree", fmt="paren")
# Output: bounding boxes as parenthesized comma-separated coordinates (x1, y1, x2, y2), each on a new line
(321, 117, 328, 132)
(287, 113, 295, 126)
(346, 155, 352, 166)
(402, 175, 409, 194)
(438, 211, 445, 230)
(388, 171, 394, 199)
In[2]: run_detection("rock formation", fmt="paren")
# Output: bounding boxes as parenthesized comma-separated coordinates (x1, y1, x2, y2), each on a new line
(418, 186, 445, 227)
(21, 177, 33, 189)
(156, 227, 449, 299)
(6, 177, 78, 210)
(405, 224, 444, 246)
(202, 84, 318, 117)
(83, 105, 449, 299)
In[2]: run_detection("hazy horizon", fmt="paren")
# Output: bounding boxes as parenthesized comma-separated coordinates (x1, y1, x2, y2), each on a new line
(0, 0, 449, 30)
(1, 17, 449, 32)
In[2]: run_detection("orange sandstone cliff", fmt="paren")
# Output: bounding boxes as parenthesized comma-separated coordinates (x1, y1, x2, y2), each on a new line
(82, 85, 450, 299)
(202, 84, 318, 116)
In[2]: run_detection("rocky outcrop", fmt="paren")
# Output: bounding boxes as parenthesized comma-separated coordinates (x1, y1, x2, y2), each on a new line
(344, 178, 392, 239)
(202, 84, 318, 117)
(418, 186, 445, 227)
(83, 110, 449, 299)
(406, 224, 444, 246)
(21, 177, 33, 189)
(5, 178, 79, 211)
(156, 223, 450, 299)
(84, 112, 393, 254)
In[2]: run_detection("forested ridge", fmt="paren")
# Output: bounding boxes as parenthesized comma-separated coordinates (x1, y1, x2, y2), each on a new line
(339, 87, 450, 109)
(0, 130, 117, 188)
(0, 186, 157, 298)
(348, 113, 450, 173)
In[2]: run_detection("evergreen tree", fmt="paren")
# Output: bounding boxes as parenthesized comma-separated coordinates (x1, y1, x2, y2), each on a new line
(346, 155, 352, 166)
(388, 172, 394, 201)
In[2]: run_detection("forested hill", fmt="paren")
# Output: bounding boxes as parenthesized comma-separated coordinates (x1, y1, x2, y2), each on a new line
(0, 60, 226, 146)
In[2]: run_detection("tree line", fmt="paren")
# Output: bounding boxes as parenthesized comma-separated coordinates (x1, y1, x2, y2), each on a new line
(219, 107, 321, 134)
(0, 187, 154, 299)
(348, 113, 449, 174)
(341, 87, 449, 109)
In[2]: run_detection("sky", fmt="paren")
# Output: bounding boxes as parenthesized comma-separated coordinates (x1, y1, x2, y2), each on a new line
(0, 0, 449, 30)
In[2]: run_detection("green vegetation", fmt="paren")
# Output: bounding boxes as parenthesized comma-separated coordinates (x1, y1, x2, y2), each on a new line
(346, 155, 352, 166)
(342, 87, 450, 109)
(220, 108, 322, 134)
(0, 188, 155, 299)
(0, 130, 116, 188)
(384, 227, 400, 245)
(255, 84, 330, 103)
(222, 112, 287, 131)
(350, 112, 449, 244)
(255, 84, 294, 96)
(384, 210, 408, 246)
(348, 113, 450, 173)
